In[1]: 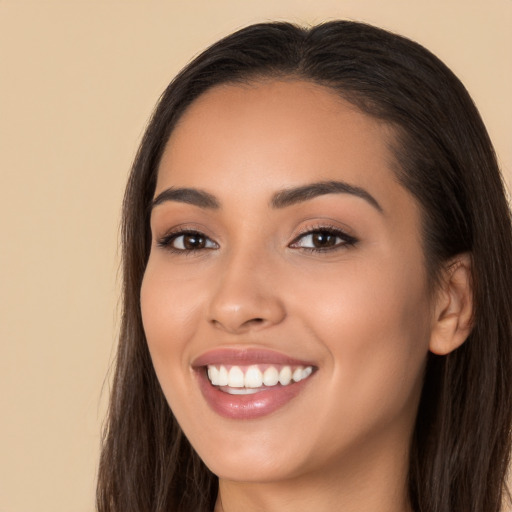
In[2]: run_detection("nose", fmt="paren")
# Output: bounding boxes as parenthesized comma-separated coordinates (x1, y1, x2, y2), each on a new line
(207, 249, 286, 334)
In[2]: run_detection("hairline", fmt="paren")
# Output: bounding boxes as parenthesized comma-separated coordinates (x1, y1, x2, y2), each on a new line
(155, 73, 441, 293)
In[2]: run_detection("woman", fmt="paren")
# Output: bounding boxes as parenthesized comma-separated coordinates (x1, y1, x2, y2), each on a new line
(97, 21, 512, 512)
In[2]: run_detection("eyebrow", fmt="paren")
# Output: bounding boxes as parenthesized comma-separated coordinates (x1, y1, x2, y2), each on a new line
(270, 180, 383, 212)
(151, 180, 382, 213)
(151, 187, 220, 210)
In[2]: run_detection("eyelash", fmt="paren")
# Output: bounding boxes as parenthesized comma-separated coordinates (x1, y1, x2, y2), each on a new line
(289, 224, 358, 253)
(157, 229, 218, 255)
(156, 225, 358, 255)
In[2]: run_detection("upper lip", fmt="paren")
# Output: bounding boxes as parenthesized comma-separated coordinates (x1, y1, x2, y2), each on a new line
(192, 347, 316, 368)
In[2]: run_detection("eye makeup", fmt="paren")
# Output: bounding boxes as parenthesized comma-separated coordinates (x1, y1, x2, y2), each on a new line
(155, 222, 358, 256)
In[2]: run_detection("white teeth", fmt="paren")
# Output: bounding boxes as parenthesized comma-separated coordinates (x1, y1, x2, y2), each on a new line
(263, 366, 279, 386)
(218, 365, 229, 386)
(292, 366, 313, 382)
(207, 366, 219, 385)
(244, 365, 263, 388)
(292, 367, 303, 382)
(279, 366, 292, 385)
(224, 387, 261, 395)
(206, 364, 314, 390)
(228, 366, 245, 387)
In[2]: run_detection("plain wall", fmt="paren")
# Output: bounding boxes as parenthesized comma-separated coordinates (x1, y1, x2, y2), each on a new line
(0, 1, 510, 511)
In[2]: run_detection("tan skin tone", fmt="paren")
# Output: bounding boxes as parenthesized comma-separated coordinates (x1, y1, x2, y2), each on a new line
(141, 80, 473, 512)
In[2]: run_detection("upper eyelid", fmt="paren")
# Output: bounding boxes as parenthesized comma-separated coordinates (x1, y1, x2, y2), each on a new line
(288, 223, 359, 251)
(291, 224, 356, 240)
(159, 229, 216, 242)
(156, 223, 219, 240)
(156, 230, 219, 254)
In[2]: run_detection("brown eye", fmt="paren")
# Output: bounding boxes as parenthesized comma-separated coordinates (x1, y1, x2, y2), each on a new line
(310, 232, 338, 248)
(290, 228, 358, 252)
(158, 230, 218, 252)
(180, 233, 207, 250)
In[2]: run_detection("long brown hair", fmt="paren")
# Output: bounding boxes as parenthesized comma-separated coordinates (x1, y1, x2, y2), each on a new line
(97, 21, 512, 512)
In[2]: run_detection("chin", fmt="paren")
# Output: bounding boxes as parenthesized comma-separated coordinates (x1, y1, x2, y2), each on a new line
(184, 420, 314, 483)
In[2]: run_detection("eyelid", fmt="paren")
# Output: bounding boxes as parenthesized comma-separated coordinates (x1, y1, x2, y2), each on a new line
(154, 222, 218, 243)
(289, 224, 358, 251)
(156, 225, 219, 253)
(154, 222, 357, 254)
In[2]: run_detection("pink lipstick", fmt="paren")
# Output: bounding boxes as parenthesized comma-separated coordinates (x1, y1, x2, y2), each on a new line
(193, 348, 316, 420)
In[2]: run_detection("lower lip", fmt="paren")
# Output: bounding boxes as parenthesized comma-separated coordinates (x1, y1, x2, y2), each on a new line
(195, 369, 313, 420)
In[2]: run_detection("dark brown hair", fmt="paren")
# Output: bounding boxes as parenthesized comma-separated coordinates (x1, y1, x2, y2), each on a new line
(97, 21, 512, 512)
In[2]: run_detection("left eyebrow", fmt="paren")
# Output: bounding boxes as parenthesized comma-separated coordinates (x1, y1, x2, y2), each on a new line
(151, 187, 220, 210)
(270, 180, 383, 213)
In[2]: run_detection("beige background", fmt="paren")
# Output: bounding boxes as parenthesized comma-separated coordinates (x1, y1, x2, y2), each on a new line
(0, 1, 510, 511)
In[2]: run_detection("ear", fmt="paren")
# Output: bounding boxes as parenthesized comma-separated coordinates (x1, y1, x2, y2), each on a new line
(429, 253, 474, 356)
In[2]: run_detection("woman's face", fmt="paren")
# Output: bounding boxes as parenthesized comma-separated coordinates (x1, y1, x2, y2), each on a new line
(141, 80, 434, 483)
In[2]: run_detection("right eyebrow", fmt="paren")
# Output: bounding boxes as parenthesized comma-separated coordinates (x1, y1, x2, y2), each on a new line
(271, 180, 383, 213)
(151, 187, 220, 210)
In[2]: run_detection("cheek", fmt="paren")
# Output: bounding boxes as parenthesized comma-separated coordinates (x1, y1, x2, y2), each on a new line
(292, 257, 431, 420)
(140, 261, 204, 393)
(294, 252, 430, 339)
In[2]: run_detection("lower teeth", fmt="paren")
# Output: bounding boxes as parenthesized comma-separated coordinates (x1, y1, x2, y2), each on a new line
(220, 387, 266, 395)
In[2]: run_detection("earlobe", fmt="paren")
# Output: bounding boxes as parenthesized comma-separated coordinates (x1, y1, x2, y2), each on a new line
(429, 253, 474, 356)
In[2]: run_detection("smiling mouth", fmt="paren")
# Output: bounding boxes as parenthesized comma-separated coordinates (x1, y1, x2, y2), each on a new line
(193, 349, 317, 419)
(206, 364, 314, 394)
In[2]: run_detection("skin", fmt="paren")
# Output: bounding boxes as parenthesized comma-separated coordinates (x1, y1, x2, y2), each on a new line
(140, 80, 472, 512)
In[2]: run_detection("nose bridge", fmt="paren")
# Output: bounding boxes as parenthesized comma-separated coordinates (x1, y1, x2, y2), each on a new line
(207, 241, 286, 333)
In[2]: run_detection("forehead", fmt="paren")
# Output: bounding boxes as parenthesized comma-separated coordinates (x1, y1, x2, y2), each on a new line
(157, 80, 407, 215)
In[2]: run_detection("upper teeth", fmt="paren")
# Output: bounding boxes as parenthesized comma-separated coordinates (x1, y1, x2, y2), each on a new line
(207, 364, 313, 388)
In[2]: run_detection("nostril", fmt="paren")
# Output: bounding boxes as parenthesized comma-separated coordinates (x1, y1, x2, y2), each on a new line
(236, 317, 265, 330)
(211, 316, 266, 333)
(246, 318, 264, 325)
